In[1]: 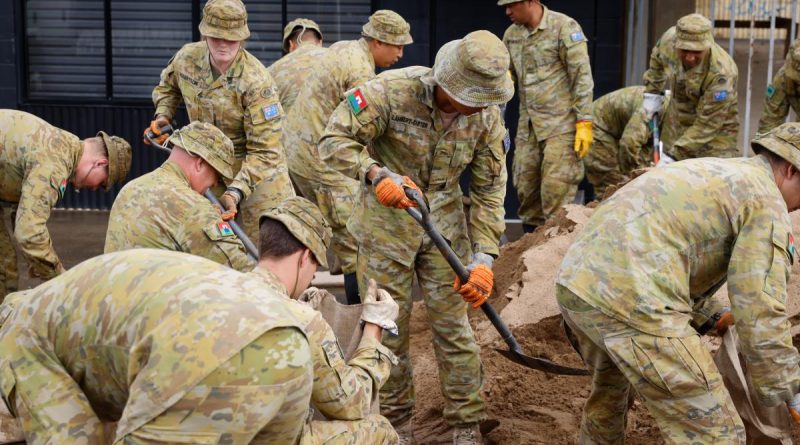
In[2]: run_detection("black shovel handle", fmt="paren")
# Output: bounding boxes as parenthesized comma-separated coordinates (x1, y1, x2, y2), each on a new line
(403, 188, 525, 354)
(144, 125, 259, 262)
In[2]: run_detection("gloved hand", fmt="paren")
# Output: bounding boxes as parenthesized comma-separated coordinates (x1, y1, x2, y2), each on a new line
(574, 121, 592, 159)
(218, 188, 242, 221)
(361, 279, 399, 335)
(788, 393, 800, 424)
(713, 308, 734, 335)
(143, 115, 171, 146)
(642, 93, 666, 121)
(298, 287, 326, 309)
(372, 167, 422, 209)
(454, 253, 494, 308)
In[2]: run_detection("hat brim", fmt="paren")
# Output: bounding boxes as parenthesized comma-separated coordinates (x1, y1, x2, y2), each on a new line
(752, 137, 800, 172)
(199, 22, 250, 41)
(96, 131, 130, 191)
(165, 135, 235, 182)
(675, 39, 711, 51)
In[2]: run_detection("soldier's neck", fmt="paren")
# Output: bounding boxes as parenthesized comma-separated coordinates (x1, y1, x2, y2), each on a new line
(527, 2, 544, 29)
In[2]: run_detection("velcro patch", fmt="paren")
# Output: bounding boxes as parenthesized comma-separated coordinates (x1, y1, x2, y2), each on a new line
(767, 84, 776, 98)
(262, 103, 280, 120)
(348, 89, 368, 114)
(713, 90, 728, 101)
(570, 31, 585, 42)
(217, 221, 234, 237)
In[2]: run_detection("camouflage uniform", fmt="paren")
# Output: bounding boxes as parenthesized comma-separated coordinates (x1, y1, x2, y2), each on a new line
(284, 10, 412, 275)
(502, 4, 594, 226)
(318, 31, 512, 427)
(105, 122, 253, 272)
(759, 40, 800, 134)
(0, 109, 131, 297)
(268, 43, 329, 114)
(0, 249, 315, 444)
(556, 125, 800, 444)
(152, 0, 294, 241)
(584, 86, 653, 195)
(644, 14, 739, 160)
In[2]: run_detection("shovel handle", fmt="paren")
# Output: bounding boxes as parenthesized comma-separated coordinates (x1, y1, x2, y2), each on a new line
(143, 126, 259, 262)
(403, 189, 524, 353)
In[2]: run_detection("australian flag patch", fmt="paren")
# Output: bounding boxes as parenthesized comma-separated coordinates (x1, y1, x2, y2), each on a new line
(262, 103, 280, 120)
(348, 89, 368, 114)
(713, 90, 728, 102)
(570, 31, 585, 42)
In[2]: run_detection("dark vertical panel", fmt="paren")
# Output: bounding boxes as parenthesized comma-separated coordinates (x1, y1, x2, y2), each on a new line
(373, 0, 431, 69)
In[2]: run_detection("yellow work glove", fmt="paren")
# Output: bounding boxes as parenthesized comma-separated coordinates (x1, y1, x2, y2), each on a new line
(574, 120, 592, 159)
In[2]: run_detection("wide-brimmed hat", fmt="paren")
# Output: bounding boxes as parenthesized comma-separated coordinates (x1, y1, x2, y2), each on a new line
(95, 131, 131, 190)
(362, 10, 413, 46)
(282, 18, 323, 53)
(752, 122, 800, 172)
(199, 0, 250, 41)
(166, 122, 235, 180)
(675, 13, 713, 51)
(260, 197, 332, 268)
(433, 30, 514, 108)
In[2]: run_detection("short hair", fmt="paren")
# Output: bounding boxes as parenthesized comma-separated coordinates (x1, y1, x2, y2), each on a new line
(288, 27, 322, 45)
(85, 136, 109, 158)
(259, 216, 310, 261)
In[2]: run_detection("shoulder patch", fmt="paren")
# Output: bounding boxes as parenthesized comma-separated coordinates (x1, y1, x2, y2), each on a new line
(767, 84, 776, 98)
(570, 31, 585, 42)
(789, 233, 796, 265)
(50, 177, 67, 199)
(262, 103, 280, 120)
(713, 90, 728, 101)
(347, 88, 368, 115)
(217, 221, 234, 237)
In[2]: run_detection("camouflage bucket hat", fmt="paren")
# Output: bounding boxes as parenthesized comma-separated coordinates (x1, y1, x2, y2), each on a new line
(433, 30, 514, 108)
(283, 18, 323, 53)
(784, 40, 800, 81)
(96, 131, 132, 190)
(675, 13, 713, 51)
(261, 197, 332, 268)
(199, 0, 250, 41)
(496, 0, 525, 5)
(166, 122, 236, 180)
(752, 123, 800, 172)
(362, 10, 413, 46)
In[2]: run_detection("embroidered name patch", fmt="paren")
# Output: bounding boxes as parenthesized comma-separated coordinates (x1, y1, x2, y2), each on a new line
(217, 221, 234, 237)
(713, 91, 728, 101)
(348, 89, 368, 114)
(262, 103, 280, 120)
(767, 84, 776, 98)
(570, 31, 585, 42)
(390, 114, 429, 129)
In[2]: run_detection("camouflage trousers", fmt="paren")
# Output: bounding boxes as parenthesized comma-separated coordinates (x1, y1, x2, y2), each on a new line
(301, 414, 398, 445)
(291, 171, 359, 275)
(4, 327, 314, 445)
(513, 123, 583, 226)
(584, 128, 635, 197)
(661, 116, 739, 160)
(556, 285, 746, 445)
(0, 208, 17, 301)
(357, 237, 485, 427)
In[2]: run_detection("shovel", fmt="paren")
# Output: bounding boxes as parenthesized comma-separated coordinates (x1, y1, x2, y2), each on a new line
(403, 188, 589, 376)
(143, 124, 259, 262)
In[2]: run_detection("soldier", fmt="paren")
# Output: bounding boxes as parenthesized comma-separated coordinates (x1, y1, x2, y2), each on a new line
(0, 109, 131, 299)
(556, 122, 800, 444)
(105, 122, 252, 271)
(759, 39, 800, 134)
(284, 10, 413, 304)
(148, 0, 294, 241)
(268, 18, 328, 114)
(254, 196, 400, 444)
(500, 0, 594, 233)
(0, 249, 314, 444)
(644, 13, 739, 161)
(318, 30, 512, 445)
(584, 86, 655, 196)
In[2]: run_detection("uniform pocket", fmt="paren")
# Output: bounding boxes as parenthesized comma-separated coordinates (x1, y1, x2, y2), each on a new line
(764, 224, 793, 299)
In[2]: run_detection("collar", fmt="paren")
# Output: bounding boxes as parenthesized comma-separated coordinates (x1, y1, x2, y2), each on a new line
(161, 160, 192, 185)
(66, 133, 84, 183)
(249, 266, 290, 298)
(194, 43, 246, 83)
(357, 38, 376, 71)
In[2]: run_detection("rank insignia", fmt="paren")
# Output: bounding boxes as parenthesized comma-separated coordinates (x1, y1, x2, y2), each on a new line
(348, 89, 368, 114)
(262, 103, 280, 120)
(217, 221, 234, 237)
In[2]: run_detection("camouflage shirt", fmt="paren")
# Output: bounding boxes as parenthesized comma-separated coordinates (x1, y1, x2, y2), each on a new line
(558, 155, 800, 406)
(249, 266, 396, 420)
(267, 43, 330, 115)
(0, 110, 81, 278)
(104, 160, 253, 271)
(152, 42, 292, 199)
(759, 66, 800, 134)
(590, 85, 652, 171)
(284, 38, 375, 179)
(0, 250, 311, 442)
(318, 68, 507, 265)
(502, 5, 594, 140)
(644, 26, 739, 159)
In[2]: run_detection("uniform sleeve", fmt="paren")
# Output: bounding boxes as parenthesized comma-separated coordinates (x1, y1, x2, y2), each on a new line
(228, 73, 294, 199)
(468, 113, 508, 257)
(178, 201, 254, 272)
(306, 311, 395, 420)
(758, 70, 791, 134)
(13, 163, 64, 278)
(318, 85, 389, 182)
(643, 39, 668, 94)
(618, 110, 652, 172)
(559, 21, 594, 122)
(672, 73, 738, 157)
(727, 198, 800, 407)
(502, 30, 518, 89)
(152, 54, 183, 119)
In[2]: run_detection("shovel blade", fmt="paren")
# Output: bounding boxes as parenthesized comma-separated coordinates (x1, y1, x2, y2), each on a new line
(495, 348, 590, 376)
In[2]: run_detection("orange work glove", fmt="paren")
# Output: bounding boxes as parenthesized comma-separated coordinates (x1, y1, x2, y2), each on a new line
(143, 115, 171, 145)
(714, 309, 734, 335)
(372, 167, 421, 209)
(788, 393, 800, 424)
(454, 253, 495, 308)
(217, 188, 241, 221)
